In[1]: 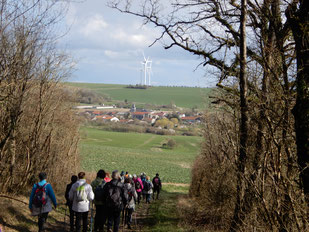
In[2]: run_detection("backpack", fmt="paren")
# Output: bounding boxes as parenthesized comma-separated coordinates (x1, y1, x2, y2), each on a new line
(33, 183, 48, 208)
(135, 181, 141, 190)
(94, 180, 106, 202)
(106, 182, 123, 210)
(144, 181, 151, 192)
(153, 177, 160, 187)
(75, 183, 88, 202)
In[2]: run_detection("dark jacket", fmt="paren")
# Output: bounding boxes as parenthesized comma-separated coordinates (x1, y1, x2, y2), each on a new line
(65, 182, 74, 206)
(102, 179, 128, 211)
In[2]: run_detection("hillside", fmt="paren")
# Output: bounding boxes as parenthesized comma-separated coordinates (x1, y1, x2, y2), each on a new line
(80, 127, 202, 184)
(65, 82, 213, 109)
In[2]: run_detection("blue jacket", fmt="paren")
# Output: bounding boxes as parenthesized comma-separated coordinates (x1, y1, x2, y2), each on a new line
(29, 179, 57, 210)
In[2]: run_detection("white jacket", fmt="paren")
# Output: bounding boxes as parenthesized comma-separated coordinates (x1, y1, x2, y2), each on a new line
(69, 179, 94, 212)
(124, 183, 138, 209)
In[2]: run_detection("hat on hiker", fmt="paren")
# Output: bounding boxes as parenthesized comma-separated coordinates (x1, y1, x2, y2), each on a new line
(133, 174, 137, 178)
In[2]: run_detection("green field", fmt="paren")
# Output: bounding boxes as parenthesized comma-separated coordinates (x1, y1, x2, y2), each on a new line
(66, 82, 212, 109)
(80, 127, 202, 183)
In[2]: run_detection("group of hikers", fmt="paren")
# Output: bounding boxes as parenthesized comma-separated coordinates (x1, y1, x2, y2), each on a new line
(29, 170, 162, 232)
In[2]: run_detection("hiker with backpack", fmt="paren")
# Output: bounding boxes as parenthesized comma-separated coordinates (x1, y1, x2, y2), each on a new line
(124, 177, 137, 230)
(102, 170, 128, 232)
(91, 169, 107, 232)
(140, 173, 147, 200)
(65, 175, 78, 231)
(152, 173, 162, 200)
(29, 172, 57, 232)
(143, 176, 153, 204)
(132, 174, 143, 204)
(69, 172, 94, 232)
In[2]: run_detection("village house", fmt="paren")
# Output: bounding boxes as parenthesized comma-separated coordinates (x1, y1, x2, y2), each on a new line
(131, 111, 151, 120)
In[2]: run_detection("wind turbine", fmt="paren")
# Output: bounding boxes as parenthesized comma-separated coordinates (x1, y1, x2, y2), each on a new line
(141, 52, 152, 86)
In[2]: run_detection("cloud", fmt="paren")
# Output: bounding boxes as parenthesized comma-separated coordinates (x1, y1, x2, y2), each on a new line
(60, 0, 213, 87)
(81, 15, 108, 37)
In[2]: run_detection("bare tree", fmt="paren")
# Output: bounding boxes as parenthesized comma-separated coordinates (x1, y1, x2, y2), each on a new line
(109, 0, 308, 230)
(0, 0, 79, 193)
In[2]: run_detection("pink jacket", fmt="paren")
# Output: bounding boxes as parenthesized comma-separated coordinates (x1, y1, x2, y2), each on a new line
(133, 177, 143, 193)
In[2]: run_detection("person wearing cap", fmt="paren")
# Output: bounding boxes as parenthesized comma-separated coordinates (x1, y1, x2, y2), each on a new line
(29, 172, 57, 232)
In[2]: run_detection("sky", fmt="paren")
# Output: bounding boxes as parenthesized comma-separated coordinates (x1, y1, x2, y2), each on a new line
(58, 0, 216, 87)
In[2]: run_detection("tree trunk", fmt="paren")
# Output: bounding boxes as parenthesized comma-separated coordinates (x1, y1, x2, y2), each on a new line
(286, 0, 309, 206)
(230, 0, 249, 231)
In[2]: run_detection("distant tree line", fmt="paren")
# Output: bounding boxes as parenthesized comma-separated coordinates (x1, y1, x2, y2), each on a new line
(126, 84, 149, 89)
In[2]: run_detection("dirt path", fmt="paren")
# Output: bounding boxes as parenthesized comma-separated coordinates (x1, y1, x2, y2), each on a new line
(136, 135, 156, 148)
(48, 200, 152, 232)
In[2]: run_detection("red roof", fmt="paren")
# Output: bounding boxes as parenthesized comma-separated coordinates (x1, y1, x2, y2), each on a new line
(153, 112, 165, 116)
(93, 111, 103, 115)
(132, 112, 149, 115)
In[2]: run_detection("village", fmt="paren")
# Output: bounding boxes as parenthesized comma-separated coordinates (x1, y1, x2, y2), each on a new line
(75, 104, 202, 130)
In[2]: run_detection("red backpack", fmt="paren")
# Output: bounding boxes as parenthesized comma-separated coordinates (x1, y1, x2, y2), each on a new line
(33, 183, 48, 207)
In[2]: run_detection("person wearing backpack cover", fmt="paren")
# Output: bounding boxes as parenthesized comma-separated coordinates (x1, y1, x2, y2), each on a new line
(29, 172, 57, 232)
(132, 174, 143, 204)
(124, 177, 137, 230)
(69, 172, 94, 232)
(91, 169, 107, 232)
(102, 170, 128, 232)
(143, 176, 153, 204)
(65, 175, 78, 232)
(152, 173, 162, 200)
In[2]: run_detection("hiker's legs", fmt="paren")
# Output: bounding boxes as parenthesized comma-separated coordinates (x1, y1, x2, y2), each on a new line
(94, 205, 104, 231)
(126, 208, 134, 226)
(75, 212, 82, 232)
(82, 211, 88, 232)
(69, 206, 75, 231)
(153, 188, 157, 200)
(137, 192, 141, 204)
(113, 210, 121, 232)
(157, 188, 160, 199)
(38, 212, 48, 232)
(101, 206, 108, 231)
(146, 194, 151, 203)
(107, 210, 113, 231)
